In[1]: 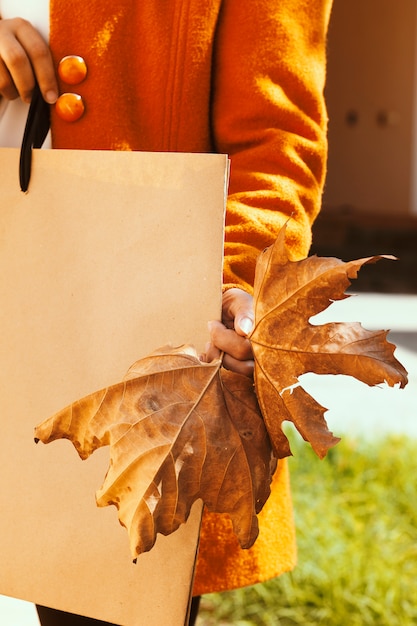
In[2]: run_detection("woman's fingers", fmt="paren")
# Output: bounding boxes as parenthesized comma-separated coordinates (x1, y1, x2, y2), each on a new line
(208, 320, 253, 361)
(202, 320, 254, 378)
(0, 18, 57, 103)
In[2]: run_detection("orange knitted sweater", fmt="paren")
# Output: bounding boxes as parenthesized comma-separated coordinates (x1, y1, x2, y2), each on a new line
(49, 0, 332, 596)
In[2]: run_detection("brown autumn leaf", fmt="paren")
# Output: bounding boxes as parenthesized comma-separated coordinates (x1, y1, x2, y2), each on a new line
(249, 226, 408, 459)
(34, 226, 409, 557)
(34, 345, 274, 558)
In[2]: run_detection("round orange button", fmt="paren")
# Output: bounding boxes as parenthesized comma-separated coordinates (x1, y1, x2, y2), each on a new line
(58, 55, 87, 85)
(55, 93, 85, 122)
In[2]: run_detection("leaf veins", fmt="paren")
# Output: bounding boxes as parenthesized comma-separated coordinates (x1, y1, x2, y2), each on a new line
(249, 226, 408, 459)
(34, 346, 274, 558)
(34, 227, 408, 556)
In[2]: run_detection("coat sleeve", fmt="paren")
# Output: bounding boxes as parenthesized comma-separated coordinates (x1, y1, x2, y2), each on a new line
(211, 0, 333, 292)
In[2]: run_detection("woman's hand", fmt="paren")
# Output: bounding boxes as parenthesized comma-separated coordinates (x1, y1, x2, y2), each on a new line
(0, 17, 57, 103)
(202, 288, 255, 378)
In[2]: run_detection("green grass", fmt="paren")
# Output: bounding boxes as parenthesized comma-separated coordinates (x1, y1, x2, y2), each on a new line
(197, 432, 417, 625)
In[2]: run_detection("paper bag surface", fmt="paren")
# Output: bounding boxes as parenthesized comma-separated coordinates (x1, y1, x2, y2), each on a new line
(0, 148, 227, 625)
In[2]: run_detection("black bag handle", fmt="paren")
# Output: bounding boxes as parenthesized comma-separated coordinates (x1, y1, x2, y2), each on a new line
(19, 83, 51, 192)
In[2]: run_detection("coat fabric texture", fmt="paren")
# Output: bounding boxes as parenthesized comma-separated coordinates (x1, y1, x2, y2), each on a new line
(48, 0, 332, 596)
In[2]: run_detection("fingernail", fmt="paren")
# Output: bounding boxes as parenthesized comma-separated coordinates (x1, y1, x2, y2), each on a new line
(239, 316, 254, 335)
(45, 89, 58, 104)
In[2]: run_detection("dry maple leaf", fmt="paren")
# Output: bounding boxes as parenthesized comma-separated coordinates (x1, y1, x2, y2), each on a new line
(34, 227, 409, 557)
(249, 226, 408, 459)
(35, 345, 274, 558)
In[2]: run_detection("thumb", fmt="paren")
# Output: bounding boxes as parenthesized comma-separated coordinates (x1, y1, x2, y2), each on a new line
(235, 313, 254, 337)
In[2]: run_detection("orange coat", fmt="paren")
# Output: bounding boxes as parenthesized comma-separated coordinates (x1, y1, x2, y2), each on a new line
(49, 0, 332, 595)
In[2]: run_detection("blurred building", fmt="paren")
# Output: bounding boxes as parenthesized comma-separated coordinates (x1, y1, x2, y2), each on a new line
(312, 0, 417, 293)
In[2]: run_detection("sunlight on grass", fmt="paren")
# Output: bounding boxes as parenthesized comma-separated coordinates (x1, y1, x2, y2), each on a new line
(197, 432, 417, 625)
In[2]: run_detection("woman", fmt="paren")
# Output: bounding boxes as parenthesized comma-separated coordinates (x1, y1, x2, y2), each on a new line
(0, 1, 332, 623)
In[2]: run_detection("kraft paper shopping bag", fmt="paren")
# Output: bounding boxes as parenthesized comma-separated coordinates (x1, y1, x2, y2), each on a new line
(0, 147, 228, 625)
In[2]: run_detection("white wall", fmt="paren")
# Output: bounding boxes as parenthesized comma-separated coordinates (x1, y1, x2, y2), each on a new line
(324, 0, 417, 215)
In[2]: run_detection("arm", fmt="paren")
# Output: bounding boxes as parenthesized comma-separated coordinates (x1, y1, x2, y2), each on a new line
(207, 0, 332, 371)
(213, 0, 332, 291)
(0, 17, 57, 103)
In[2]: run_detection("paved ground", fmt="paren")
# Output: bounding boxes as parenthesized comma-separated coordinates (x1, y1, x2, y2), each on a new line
(1, 293, 416, 625)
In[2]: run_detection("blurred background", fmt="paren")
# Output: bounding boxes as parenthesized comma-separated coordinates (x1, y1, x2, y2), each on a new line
(313, 0, 417, 294)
